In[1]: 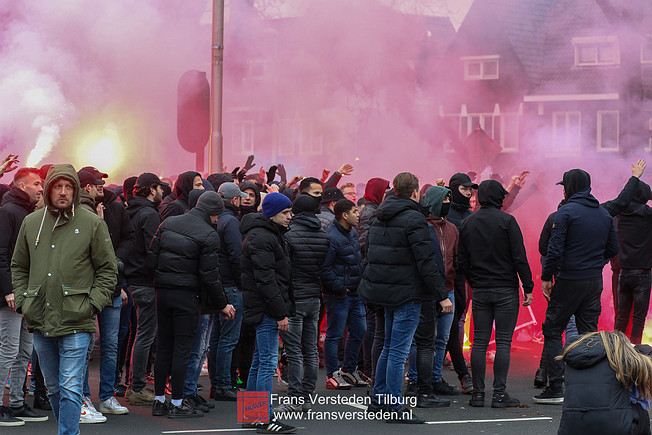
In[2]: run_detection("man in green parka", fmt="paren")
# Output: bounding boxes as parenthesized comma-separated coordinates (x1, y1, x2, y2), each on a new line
(11, 164, 117, 435)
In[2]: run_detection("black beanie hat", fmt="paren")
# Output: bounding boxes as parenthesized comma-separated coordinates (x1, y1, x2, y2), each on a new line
(292, 194, 318, 215)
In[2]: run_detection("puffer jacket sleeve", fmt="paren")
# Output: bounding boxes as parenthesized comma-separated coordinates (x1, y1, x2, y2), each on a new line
(0, 208, 15, 298)
(10, 220, 29, 313)
(199, 230, 227, 310)
(250, 234, 289, 319)
(89, 220, 118, 312)
(407, 213, 447, 302)
(542, 208, 570, 281)
(114, 206, 136, 262)
(321, 232, 346, 296)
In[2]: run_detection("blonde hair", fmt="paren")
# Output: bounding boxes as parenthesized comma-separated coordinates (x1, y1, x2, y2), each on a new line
(558, 331, 652, 400)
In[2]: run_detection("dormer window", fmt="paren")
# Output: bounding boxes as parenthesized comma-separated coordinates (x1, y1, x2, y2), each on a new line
(462, 55, 499, 80)
(573, 36, 619, 66)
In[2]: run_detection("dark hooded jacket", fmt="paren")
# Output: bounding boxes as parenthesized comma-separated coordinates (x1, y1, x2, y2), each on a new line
(542, 170, 619, 281)
(359, 178, 390, 267)
(148, 207, 227, 310)
(458, 180, 534, 293)
(159, 171, 200, 220)
(216, 203, 243, 288)
(424, 186, 459, 292)
(559, 336, 647, 435)
(285, 212, 330, 300)
(240, 213, 293, 325)
(239, 180, 261, 216)
(125, 195, 162, 286)
(617, 181, 652, 270)
(0, 187, 36, 307)
(322, 220, 363, 297)
(98, 188, 135, 299)
(358, 194, 447, 306)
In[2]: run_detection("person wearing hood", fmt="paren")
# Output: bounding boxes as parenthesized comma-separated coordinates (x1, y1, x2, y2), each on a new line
(536, 169, 620, 405)
(124, 173, 168, 408)
(358, 172, 450, 424)
(274, 195, 330, 413)
(0, 168, 47, 426)
(240, 192, 296, 433)
(208, 182, 248, 402)
(239, 180, 261, 216)
(11, 164, 117, 435)
(207, 172, 234, 192)
(558, 331, 651, 435)
(423, 186, 469, 398)
(459, 180, 533, 408)
(615, 180, 652, 344)
(445, 172, 478, 395)
(148, 191, 234, 418)
(159, 171, 203, 220)
(357, 177, 390, 382)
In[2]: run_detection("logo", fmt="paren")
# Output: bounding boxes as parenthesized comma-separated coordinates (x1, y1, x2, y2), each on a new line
(237, 391, 269, 424)
(74, 229, 80, 234)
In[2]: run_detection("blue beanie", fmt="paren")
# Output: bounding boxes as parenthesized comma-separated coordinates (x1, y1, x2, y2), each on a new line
(262, 192, 292, 218)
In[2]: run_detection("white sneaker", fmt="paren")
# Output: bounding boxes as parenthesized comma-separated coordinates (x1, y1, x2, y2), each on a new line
(99, 396, 129, 415)
(80, 400, 107, 424)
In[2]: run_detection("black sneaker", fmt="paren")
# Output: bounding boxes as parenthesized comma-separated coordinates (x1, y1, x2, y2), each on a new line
(185, 395, 209, 413)
(167, 400, 204, 418)
(152, 400, 169, 417)
(256, 416, 297, 433)
(533, 369, 547, 388)
(469, 392, 485, 407)
(194, 394, 215, 409)
(366, 401, 386, 414)
(432, 379, 461, 396)
(386, 407, 426, 424)
(460, 374, 474, 394)
(0, 407, 24, 427)
(416, 393, 451, 408)
(404, 381, 417, 397)
(33, 394, 52, 410)
(212, 387, 238, 401)
(533, 386, 564, 404)
(114, 384, 128, 397)
(7, 403, 48, 422)
(492, 393, 520, 408)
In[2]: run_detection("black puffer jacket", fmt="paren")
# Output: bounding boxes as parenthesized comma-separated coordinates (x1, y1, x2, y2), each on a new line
(559, 336, 647, 435)
(358, 195, 447, 306)
(322, 221, 363, 296)
(0, 187, 35, 307)
(358, 202, 377, 268)
(284, 213, 330, 300)
(241, 213, 293, 325)
(148, 207, 227, 310)
(216, 204, 243, 288)
(458, 180, 534, 293)
(159, 171, 200, 220)
(125, 195, 161, 286)
(99, 189, 135, 298)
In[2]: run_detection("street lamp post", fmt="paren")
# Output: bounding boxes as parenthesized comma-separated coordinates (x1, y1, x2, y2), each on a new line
(209, 0, 224, 173)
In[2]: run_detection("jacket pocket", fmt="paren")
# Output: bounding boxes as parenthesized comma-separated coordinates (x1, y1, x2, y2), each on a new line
(61, 286, 92, 325)
(19, 285, 44, 329)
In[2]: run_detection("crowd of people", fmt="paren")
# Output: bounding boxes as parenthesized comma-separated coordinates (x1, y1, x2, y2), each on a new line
(0, 152, 651, 434)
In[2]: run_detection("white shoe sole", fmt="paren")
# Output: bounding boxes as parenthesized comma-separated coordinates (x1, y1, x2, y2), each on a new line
(533, 397, 564, 404)
(80, 418, 107, 424)
(16, 415, 49, 422)
(99, 407, 129, 415)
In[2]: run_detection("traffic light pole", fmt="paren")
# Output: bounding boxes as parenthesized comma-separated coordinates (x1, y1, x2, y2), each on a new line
(209, 0, 224, 173)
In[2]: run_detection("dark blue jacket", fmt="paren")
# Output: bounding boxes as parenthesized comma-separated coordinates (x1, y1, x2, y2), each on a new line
(322, 221, 363, 297)
(216, 204, 243, 288)
(285, 213, 330, 300)
(447, 202, 472, 229)
(542, 189, 619, 281)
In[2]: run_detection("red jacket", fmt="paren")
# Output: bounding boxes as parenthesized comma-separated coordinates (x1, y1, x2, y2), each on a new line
(427, 215, 458, 292)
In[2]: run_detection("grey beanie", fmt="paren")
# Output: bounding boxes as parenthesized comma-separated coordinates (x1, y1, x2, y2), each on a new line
(196, 191, 225, 216)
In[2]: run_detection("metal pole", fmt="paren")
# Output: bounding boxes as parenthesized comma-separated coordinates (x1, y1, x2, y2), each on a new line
(209, 0, 224, 173)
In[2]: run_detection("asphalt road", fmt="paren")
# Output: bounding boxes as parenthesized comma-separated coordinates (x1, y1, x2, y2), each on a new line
(10, 341, 571, 435)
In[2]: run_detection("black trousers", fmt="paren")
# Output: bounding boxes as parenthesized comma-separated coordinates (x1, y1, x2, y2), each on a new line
(543, 278, 602, 388)
(615, 270, 652, 345)
(446, 274, 470, 380)
(154, 289, 200, 400)
(413, 300, 438, 395)
(371, 307, 385, 380)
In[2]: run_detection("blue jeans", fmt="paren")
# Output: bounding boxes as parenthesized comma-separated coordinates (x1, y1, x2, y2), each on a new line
(433, 290, 455, 382)
(373, 302, 421, 411)
(246, 315, 279, 420)
(324, 294, 367, 377)
(83, 296, 121, 400)
(34, 331, 92, 435)
(209, 287, 244, 389)
(407, 339, 417, 382)
(184, 314, 212, 397)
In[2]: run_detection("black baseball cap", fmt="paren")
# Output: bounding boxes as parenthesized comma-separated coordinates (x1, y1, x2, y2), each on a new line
(449, 173, 478, 189)
(80, 166, 108, 179)
(78, 170, 105, 187)
(135, 172, 169, 188)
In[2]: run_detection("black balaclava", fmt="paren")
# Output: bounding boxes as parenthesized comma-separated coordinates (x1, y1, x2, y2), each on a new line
(449, 172, 477, 207)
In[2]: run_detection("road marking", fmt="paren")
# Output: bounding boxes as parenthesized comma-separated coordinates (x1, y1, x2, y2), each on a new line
(162, 428, 307, 434)
(426, 417, 553, 425)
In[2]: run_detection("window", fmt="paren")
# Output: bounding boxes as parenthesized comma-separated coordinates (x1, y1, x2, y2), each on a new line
(573, 36, 619, 66)
(597, 111, 619, 151)
(499, 114, 519, 152)
(231, 120, 254, 154)
(642, 36, 652, 64)
(461, 113, 494, 137)
(646, 116, 652, 152)
(457, 112, 519, 151)
(461, 55, 500, 80)
(552, 112, 581, 152)
(277, 119, 323, 156)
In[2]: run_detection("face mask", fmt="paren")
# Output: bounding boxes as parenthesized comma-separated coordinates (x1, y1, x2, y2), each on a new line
(439, 202, 451, 217)
(451, 185, 470, 207)
(240, 204, 257, 215)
